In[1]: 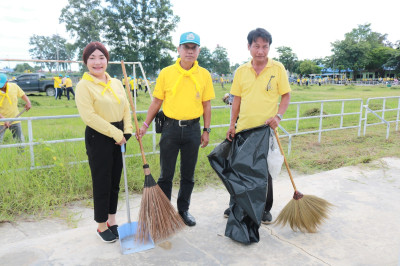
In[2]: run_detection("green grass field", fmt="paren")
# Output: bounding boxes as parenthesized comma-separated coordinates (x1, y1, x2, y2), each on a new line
(1, 83, 400, 222)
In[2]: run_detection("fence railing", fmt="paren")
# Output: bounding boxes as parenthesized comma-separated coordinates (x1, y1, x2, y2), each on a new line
(1, 97, 399, 170)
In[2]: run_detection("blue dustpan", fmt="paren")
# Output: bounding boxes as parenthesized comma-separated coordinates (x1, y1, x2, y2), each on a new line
(119, 145, 154, 254)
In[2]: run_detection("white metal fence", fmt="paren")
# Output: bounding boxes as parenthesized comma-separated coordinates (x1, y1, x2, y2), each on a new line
(1, 97, 399, 170)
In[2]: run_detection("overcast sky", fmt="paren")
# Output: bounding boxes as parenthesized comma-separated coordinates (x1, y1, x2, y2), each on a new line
(1, 0, 399, 69)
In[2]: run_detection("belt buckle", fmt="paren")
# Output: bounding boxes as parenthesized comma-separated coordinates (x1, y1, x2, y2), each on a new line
(178, 120, 187, 127)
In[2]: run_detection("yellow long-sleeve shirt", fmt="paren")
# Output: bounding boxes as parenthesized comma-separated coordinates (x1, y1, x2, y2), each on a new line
(62, 78, 73, 87)
(75, 72, 133, 142)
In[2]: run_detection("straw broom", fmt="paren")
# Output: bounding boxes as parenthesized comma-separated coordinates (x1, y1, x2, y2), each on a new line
(273, 129, 333, 233)
(121, 61, 185, 242)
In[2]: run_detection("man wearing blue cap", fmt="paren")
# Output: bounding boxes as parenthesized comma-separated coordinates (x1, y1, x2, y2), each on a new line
(0, 73, 31, 144)
(62, 75, 75, 100)
(137, 32, 215, 226)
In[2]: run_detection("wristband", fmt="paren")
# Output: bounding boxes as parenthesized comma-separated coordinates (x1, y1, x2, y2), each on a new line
(143, 122, 149, 128)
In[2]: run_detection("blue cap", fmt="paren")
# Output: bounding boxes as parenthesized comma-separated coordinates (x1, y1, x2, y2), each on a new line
(0, 73, 7, 88)
(59, 74, 62, 77)
(66, 75, 70, 78)
(179, 32, 200, 46)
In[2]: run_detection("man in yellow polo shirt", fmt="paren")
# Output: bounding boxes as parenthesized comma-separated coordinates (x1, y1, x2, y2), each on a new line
(62, 75, 75, 100)
(138, 32, 215, 227)
(0, 73, 32, 144)
(224, 28, 291, 224)
(53, 74, 63, 99)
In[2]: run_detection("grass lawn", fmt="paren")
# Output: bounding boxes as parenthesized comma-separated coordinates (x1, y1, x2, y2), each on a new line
(1, 82, 399, 222)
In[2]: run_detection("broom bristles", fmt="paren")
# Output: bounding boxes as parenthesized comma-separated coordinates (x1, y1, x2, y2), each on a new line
(274, 193, 333, 233)
(136, 174, 185, 242)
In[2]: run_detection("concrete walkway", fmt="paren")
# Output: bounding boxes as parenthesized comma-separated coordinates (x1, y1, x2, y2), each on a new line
(1, 157, 400, 265)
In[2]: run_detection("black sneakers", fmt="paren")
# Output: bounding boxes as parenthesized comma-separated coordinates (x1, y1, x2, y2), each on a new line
(97, 229, 117, 243)
(223, 208, 230, 218)
(261, 211, 272, 224)
(107, 222, 119, 239)
(223, 208, 272, 224)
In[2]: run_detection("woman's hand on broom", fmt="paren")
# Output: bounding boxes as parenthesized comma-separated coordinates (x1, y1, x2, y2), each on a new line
(136, 125, 147, 140)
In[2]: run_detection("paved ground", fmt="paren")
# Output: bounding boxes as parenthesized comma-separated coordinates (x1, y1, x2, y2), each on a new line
(1, 157, 400, 266)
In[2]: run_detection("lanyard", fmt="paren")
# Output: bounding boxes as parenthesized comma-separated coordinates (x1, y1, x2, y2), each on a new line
(0, 84, 12, 107)
(171, 58, 201, 98)
(82, 73, 120, 104)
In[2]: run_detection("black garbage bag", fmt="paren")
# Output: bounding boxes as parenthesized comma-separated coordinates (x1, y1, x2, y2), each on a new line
(208, 125, 270, 244)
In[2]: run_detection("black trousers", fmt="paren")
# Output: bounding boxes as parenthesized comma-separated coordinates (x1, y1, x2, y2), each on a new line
(85, 122, 123, 223)
(66, 87, 75, 100)
(157, 118, 201, 212)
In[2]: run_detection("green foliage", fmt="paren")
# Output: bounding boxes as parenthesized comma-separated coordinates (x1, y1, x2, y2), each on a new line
(14, 63, 35, 73)
(298, 60, 322, 76)
(197, 47, 213, 72)
(212, 46, 230, 75)
(197, 46, 231, 75)
(330, 23, 398, 76)
(275, 46, 298, 73)
(29, 34, 75, 72)
(59, 0, 103, 57)
(60, 0, 179, 76)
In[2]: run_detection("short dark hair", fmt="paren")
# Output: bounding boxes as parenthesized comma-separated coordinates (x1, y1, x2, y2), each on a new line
(82, 42, 109, 65)
(247, 28, 272, 46)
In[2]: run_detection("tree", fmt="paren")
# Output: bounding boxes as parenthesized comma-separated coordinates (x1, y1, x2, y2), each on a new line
(366, 46, 395, 77)
(275, 46, 298, 73)
(101, 0, 179, 76)
(29, 34, 73, 72)
(330, 23, 390, 77)
(212, 46, 230, 75)
(298, 60, 321, 76)
(197, 47, 213, 72)
(59, 0, 103, 57)
(14, 63, 34, 73)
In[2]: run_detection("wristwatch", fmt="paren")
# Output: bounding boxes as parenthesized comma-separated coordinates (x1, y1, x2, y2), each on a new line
(276, 113, 283, 120)
(203, 128, 211, 133)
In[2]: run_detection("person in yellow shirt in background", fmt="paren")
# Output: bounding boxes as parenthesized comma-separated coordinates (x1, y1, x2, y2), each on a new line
(220, 75, 225, 89)
(0, 73, 32, 145)
(75, 42, 133, 243)
(138, 32, 215, 227)
(53, 74, 63, 100)
(129, 76, 138, 97)
(62, 75, 75, 100)
(223, 28, 291, 228)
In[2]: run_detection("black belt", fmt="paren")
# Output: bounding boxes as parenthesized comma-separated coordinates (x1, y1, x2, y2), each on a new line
(165, 116, 200, 127)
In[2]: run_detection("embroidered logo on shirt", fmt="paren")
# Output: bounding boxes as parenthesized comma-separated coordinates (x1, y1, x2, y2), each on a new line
(266, 75, 275, 91)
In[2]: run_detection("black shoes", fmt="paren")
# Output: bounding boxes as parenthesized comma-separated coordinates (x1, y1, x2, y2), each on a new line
(97, 228, 117, 243)
(223, 208, 272, 224)
(107, 222, 119, 239)
(261, 211, 272, 224)
(223, 208, 230, 218)
(179, 211, 196, 226)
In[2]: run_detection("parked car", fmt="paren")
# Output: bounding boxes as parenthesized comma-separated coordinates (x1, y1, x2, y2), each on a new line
(10, 73, 55, 96)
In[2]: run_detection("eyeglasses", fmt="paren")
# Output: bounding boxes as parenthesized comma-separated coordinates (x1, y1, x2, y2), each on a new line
(266, 75, 275, 91)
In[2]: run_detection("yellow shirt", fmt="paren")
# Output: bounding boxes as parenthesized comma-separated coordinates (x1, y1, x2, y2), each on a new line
(53, 77, 62, 88)
(129, 79, 136, 90)
(153, 59, 215, 120)
(0, 83, 25, 125)
(63, 78, 73, 87)
(230, 59, 291, 133)
(75, 72, 133, 142)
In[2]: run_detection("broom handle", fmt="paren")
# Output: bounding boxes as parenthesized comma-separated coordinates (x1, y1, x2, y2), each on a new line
(274, 129, 298, 191)
(0, 109, 26, 134)
(121, 60, 148, 165)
